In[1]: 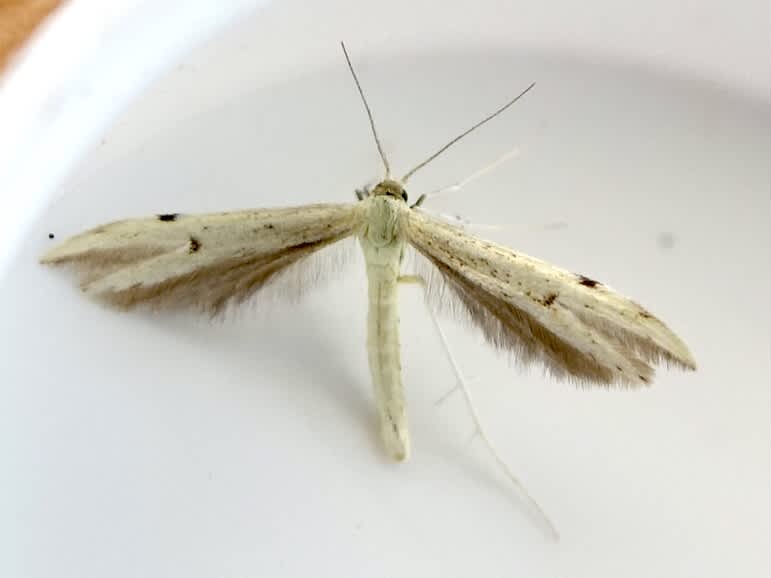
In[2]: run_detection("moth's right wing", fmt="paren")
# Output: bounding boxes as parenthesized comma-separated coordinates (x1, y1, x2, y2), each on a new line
(41, 203, 364, 314)
(403, 208, 696, 387)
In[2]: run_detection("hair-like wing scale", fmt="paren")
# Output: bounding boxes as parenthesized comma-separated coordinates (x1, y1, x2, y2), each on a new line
(41, 203, 364, 314)
(421, 256, 654, 384)
(403, 208, 696, 387)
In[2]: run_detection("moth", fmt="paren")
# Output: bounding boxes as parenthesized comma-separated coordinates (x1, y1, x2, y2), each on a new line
(41, 43, 696, 537)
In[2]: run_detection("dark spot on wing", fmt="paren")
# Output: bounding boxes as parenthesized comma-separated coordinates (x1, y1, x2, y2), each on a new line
(639, 310, 653, 319)
(48, 233, 55, 239)
(264, 223, 275, 230)
(189, 237, 201, 253)
(577, 274, 600, 288)
(638, 375, 649, 384)
(158, 213, 178, 222)
(543, 293, 558, 306)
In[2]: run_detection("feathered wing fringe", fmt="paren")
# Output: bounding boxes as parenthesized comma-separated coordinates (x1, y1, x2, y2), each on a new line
(404, 209, 696, 387)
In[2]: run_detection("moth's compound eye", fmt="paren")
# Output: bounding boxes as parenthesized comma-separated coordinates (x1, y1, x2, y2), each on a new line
(401, 191, 408, 202)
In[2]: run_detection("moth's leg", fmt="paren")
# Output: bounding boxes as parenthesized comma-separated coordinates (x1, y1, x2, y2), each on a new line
(399, 273, 559, 541)
(406, 207, 505, 232)
(355, 183, 372, 201)
(410, 194, 427, 208)
(434, 376, 481, 416)
(412, 146, 522, 206)
(397, 274, 424, 285)
(400, 273, 472, 406)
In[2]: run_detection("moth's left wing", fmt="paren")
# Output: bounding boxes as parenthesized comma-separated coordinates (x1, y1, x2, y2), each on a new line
(42, 203, 364, 313)
(403, 208, 696, 386)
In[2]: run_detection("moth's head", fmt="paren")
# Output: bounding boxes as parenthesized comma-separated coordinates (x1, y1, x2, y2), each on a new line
(371, 179, 408, 203)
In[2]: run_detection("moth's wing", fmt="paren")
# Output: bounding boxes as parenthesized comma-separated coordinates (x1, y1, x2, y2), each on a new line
(41, 203, 364, 313)
(403, 208, 696, 386)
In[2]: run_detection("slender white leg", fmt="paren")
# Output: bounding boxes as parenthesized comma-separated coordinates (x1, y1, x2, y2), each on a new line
(399, 274, 560, 541)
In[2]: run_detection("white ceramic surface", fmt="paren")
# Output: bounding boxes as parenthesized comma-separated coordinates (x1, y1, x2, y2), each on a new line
(2, 1, 768, 577)
(0, 0, 268, 275)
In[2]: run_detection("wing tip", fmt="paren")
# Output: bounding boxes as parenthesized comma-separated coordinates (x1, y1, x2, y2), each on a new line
(39, 245, 66, 265)
(660, 335, 697, 372)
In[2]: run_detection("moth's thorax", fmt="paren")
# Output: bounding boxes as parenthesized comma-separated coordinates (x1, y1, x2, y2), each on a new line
(362, 194, 404, 249)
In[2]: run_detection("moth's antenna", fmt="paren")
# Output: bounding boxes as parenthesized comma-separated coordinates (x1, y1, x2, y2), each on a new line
(412, 146, 522, 207)
(401, 82, 536, 183)
(341, 42, 391, 178)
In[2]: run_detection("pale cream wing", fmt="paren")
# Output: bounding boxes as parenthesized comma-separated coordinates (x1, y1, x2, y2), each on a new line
(42, 203, 364, 314)
(403, 208, 696, 386)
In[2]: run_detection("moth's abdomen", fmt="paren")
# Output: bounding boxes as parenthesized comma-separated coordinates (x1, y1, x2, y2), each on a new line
(360, 234, 409, 461)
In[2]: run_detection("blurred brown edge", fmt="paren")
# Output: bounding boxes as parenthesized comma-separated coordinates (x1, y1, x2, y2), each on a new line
(0, 0, 66, 77)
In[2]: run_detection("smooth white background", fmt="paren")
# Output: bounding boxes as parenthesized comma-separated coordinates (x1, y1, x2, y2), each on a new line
(2, 1, 769, 577)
